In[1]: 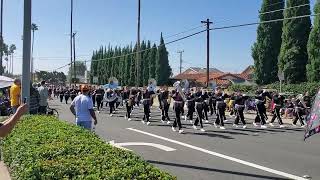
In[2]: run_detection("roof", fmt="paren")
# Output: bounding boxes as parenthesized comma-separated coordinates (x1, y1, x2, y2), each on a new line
(240, 65, 254, 80)
(187, 67, 223, 74)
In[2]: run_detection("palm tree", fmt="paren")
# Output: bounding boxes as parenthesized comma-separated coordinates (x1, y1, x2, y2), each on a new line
(9, 44, 16, 74)
(31, 23, 39, 80)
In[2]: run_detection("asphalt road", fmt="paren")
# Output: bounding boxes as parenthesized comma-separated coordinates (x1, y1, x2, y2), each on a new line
(49, 99, 320, 180)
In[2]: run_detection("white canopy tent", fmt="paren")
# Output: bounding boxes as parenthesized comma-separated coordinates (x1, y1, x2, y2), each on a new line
(0, 76, 14, 89)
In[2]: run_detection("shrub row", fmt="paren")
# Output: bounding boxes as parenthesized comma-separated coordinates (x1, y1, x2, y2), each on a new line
(228, 82, 320, 97)
(1, 116, 175, 180)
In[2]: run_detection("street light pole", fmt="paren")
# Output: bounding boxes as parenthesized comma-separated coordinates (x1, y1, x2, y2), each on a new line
(201, 19, 213, 88)
(0, 0, 3, 75)
(136, 0, 141, 87)
(177, 50, 184, 74)
(72, 32, 76, 86)
(70, 0, 73, 86)
(22, 0, 32, 108)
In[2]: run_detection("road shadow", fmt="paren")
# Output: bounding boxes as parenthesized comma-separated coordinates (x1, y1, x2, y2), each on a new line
(185, 131, 234, 139)
(205, 130, 250, 136)
(147, 160, 290, 180)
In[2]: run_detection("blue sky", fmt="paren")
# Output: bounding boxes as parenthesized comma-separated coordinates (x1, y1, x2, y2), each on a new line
(3, 0, 317, 75)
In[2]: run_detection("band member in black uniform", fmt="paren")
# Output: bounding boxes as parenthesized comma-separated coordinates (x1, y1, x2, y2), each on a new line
(215, 89, 227, 129)
(208, 91, 216, 116)
(269, 93, 285, 128)
(142, 87, 152, 125)
(253, 90, 269, 128)
(123, 87, 134, 121)
(186, 89, 195, 123)
(159, 86, 171, 124)
(157, 89, 162, 110)
(292, 97, 306, 127)
(95, 86, 104, 112)
(233, 92, 248, 128)
(202, 89, 209, 123)
(91, 86, 96, 107)
(59, 88, 64, 103)
(171, 89, 185, 134)
(64, 88, 70, 104)
(193, 88, 206, 132)
(105, 89, 116, 116)
(303, 91, 312, 116)
(70, 86, 77, 101)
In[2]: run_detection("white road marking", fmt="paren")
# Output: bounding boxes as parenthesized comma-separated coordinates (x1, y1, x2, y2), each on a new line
(109, 140, 132, 151)
(127, 127, 307, 180)
(116, 142, 176, 152)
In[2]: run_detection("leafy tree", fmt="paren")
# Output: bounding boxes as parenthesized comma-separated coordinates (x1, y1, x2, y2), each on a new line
(156, 33, 172, 85)
(143, 41, 151, 85)
(278, 0, 312, 83)
(68, 61, 87, 79)
(252, 0, 284, 85)
(149, 44, 157, 79)
(36, 71, 66, 84)
(307, 0, 320, 82)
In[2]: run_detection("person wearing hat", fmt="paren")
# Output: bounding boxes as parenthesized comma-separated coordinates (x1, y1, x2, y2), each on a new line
(70, 85, 97, 130)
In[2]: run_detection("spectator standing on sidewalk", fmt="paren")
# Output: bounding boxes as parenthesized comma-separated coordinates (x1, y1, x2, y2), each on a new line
(70, 85, 97, 130)
(38, 81, 49, 114)
(9, 79, 21, 113)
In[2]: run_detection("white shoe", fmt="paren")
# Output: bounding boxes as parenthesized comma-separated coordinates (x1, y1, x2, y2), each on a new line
(184, 116, 187, 121)
(141, 121, 145, 124)
(189, 120, 193, 123)
(292, 123, 297, 127)
(220, 126, 226, 130)
(279, 125, 285, 128)
(253, 122, 258, 127)
(181, 116, 185, 119)
(147, 122, 151, 126)
(266, 120, 270, 124)
(214, 123, 218, 128)
(97, 111, 100, 114)
(161, 120, 165, 124)
(172, 127, 176, 132)
(233, 124, 238, 128)
(167, 121, 171, 125)
(243, 125, 247, 129)
(178, 129, 184, 134)
(110, 114, 113, 117)
(200, 128, 206, 132)
(261, 125, 267, 129)
(301, 125, 306, 128)
(224, 120, 229, 123)
(205, 120, 209, 123)
(128, 118, 132, 121)
(192, 125, 198, 130)
(269, 123, 274, 127)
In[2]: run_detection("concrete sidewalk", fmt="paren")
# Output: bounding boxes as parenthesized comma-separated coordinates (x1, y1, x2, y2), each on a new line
(0, 161, 11, 180)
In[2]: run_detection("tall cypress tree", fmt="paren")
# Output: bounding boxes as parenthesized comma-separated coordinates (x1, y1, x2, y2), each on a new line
(143, 41, 151, 85)
(278, 0, 312, 83)
(139, 41, 146, 86)
(149, 44, 157, 79)
(307, 0, 320, 82)
(129, 44, 137, 86)
(252, 0, 284, 85)
(156, 33, 172, 85)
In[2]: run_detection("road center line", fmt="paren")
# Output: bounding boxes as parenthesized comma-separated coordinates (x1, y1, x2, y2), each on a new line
(116, 142, 176, 152)
(127, 127, 306, 180)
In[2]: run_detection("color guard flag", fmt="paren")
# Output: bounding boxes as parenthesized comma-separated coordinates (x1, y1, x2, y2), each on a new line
(304, 89, 320, 140)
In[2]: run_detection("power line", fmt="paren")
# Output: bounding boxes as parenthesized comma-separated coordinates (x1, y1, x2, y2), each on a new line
(259, 3, 310, 16)
(163, 24, 204, 39)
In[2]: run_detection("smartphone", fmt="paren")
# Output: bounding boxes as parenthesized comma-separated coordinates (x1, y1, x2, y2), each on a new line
(23, 97, 27, 104)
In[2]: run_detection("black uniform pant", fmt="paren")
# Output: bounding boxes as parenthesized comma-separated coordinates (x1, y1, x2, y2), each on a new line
(203, 103, 209, 120)
(187, 104, 195, 120)
(255, 104, 267, 125)
(109, 101, 115, 114)
(143, 102, 150, 122)
(161, 102, 170, 121)
(234, 107, 246, 125)
(216, 106, 225, 126)
(212, 101, 217, 115)
(270, 107, 283, 125)
(194, 104, 204, 128)
(173, 104, 183, 130)
(71, 95, 76, 101)
(96, 96, 103, 111)
(293, 109, 305, 125)
(65, 95, 70, 104)
(59, 95, 64, 103)
(92, 95, 96, 107)
(126, 103, 132, 118)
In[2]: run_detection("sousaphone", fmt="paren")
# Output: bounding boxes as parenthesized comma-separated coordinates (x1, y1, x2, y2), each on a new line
(104, 77, 119, 102)
(108, 77, 119, 90)
(147, 78, 157, 93)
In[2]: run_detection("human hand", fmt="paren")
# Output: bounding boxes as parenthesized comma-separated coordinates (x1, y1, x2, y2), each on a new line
(16, 104, 28, 116)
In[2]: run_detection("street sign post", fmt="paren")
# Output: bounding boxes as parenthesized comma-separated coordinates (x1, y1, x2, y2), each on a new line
(278, 71, 285, 93)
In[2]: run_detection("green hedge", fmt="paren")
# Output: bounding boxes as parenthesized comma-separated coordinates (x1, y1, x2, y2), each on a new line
(1, 116, 175, 180)
(228, 82, 320, 97)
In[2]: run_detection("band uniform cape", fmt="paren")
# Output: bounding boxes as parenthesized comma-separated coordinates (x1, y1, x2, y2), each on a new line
(304, 89, 320, 140)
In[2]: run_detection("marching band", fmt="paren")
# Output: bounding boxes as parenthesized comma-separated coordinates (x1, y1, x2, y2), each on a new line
(52, 78, 312, 134)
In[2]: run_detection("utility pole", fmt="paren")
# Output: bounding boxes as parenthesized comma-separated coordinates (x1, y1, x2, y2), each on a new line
(70, 0, 73, 86)
(0, 0, 3, 75)
(177, 50, 184, 74)
(135, 0, 141, 87)
(22, 0, 32, 109)
(72, 32, 76, 86)
(201, 18, 213, 88)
